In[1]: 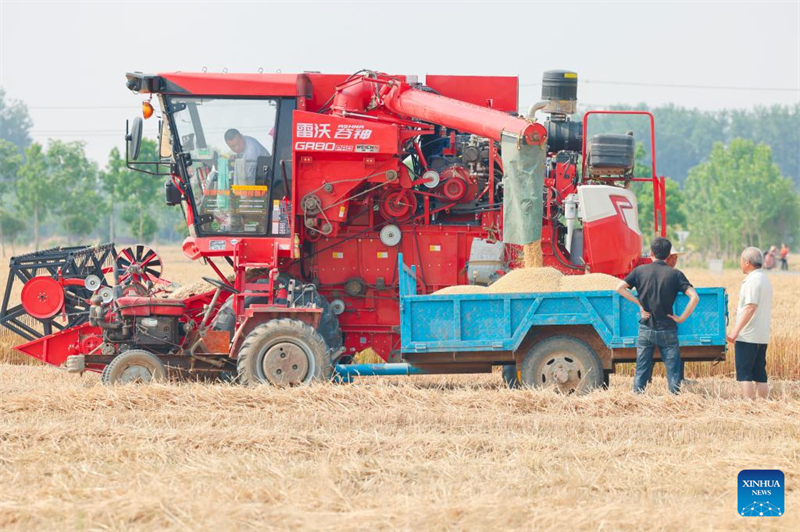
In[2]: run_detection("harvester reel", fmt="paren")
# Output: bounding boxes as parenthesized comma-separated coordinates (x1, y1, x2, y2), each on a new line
(116, 245, 163, 284)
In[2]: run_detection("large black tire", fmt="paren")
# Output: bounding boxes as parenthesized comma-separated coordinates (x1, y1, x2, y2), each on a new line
(213, 275, 343, 352)
(519, 335, 603, 394)
(237, 319, 333, 386)
(501, 364, 520, 389)
(101, 349, 167, 385)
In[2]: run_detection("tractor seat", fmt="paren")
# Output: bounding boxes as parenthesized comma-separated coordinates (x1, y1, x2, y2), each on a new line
(117, 296, 186, 317)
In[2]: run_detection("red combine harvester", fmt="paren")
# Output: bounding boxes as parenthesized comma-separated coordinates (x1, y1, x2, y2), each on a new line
(0, 69, 666, 385)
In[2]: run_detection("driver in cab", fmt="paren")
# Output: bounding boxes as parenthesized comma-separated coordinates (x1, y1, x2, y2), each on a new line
(224, 128, 270, 185)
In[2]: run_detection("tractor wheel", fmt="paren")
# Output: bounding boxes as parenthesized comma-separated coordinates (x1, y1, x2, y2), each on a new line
(237, 319, 333, 386)
(501, 364, 520, 389)
(101, 349, 167, 385)
(519, 335, 603, 394)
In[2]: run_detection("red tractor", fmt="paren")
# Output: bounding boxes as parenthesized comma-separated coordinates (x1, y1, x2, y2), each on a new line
(0, 69, 666, 384)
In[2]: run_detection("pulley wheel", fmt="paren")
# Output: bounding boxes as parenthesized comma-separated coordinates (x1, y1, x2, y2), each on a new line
(442, 178, 467, 201)
(330, 299, 346, 315)
(379, 189, 417, 221)
(84, 274, 102, 292)
(98, 287, 115, 303)
(422, 170, 440, 188)
(301, 194, 322, 215)
(379, 224, 402, 247)
(344, 277, 367, 297)
(21, 276, 65, 319)
(116, 245, 163, 284)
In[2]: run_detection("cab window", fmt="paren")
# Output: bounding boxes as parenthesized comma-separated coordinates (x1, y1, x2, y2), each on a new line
(169, 97, 281, 236)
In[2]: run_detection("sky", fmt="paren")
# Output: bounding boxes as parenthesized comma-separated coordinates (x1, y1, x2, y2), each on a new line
(1, 0, 799, 164)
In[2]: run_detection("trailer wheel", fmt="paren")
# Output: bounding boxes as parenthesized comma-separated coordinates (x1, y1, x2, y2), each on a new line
(520, 335, 603, 394)
(101, 349, 167, 385)
(501, 364, 520, 389)
(237, 319, 332, 386)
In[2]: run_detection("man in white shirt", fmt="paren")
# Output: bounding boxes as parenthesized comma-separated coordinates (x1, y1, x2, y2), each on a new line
(224, 128, 270, 185)
(727, 247, 774, 399)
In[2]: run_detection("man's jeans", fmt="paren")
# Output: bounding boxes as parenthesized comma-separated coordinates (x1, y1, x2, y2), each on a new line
(634, 325, 682, 394)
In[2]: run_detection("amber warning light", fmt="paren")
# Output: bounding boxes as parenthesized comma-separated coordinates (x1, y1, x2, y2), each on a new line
(142, 101, 154, 119)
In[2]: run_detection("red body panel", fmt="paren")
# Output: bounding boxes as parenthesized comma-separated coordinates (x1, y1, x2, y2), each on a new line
(14, 323, 103, 367)
(425, 75, 518, 113)
(117, 297, 186, 317)
(582, 215, 642, 276)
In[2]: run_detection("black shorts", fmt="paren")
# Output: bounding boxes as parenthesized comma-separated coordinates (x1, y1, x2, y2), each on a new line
(735, 341, 768, 382)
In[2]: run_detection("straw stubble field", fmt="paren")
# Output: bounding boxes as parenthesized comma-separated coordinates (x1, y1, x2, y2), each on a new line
(0, 246, 799, 531)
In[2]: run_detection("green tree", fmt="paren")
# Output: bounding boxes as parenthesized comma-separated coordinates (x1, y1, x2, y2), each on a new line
(16, 143, 52, 250)
(583, 103, 800, 187)
(47, 141, 101, 244)
(630, 143, 686, 242)
(684, 139, 800, 259)
(0, 88, 33, 150)
(0, 139, 24, 255)
(115, 139, 162, 243)
(728, 104, 800, 191)
(99, 147, 128, 242)
(0, 210, 25, 255)
(0, 138, 22, 183)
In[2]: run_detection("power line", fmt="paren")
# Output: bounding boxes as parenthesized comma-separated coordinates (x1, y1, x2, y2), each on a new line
(27, 106, 132, 110)
(520, 79, 800, 92)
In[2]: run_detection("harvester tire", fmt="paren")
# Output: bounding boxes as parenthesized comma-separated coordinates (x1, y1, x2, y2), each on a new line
(501, 364, 520, 389)
(519, 335, 603, 394)
(101, 349, 167, 385)
(237, 319, 333, 386)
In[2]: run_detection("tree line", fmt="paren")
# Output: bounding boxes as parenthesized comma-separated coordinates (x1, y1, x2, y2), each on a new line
(585, 102, 800, 188)
(0, 88, 184, 255)
(1, 87, 798, 259)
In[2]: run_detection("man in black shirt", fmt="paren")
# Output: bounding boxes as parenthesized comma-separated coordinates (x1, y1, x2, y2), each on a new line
(615, 237, 700, 393)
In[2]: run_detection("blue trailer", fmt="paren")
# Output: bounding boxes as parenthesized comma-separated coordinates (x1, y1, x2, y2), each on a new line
(336, 254, 728, 392)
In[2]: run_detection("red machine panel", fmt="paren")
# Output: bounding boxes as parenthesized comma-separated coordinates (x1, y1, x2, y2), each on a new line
(425, 75, 519, 113)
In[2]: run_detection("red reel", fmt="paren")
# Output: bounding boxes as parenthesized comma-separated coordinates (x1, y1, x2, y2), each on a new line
(116, 245, 163, 284)
(20, 276, 65, 319)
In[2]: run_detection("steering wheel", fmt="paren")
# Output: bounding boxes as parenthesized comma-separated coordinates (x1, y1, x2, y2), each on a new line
(202, 276, 240, 294)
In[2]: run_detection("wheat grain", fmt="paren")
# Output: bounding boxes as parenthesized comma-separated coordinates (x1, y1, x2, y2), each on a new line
(433, 285, 489, 295)
(523, 239, 543, 268)
(560, 272, 621, 291)
(487, 266, 563, 293)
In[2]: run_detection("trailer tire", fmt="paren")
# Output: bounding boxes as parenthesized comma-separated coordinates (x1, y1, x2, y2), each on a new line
(237, 319, 333, 386)
(520, 335, 603, 394)
(101, 349, 167, 385)
(501, 364, 520, 389)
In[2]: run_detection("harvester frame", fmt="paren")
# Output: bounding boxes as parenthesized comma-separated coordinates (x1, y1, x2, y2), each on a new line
(0, 68, 690, 390)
